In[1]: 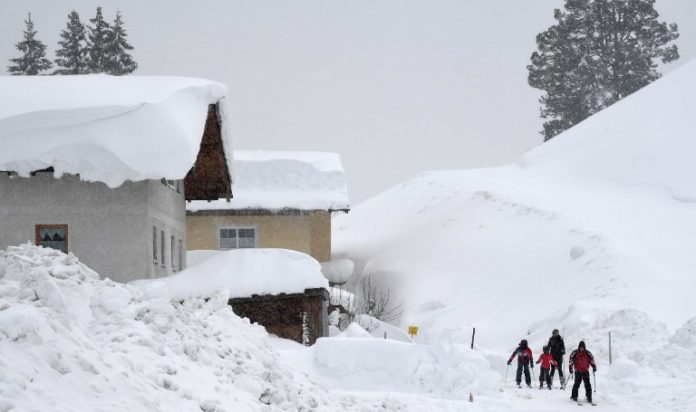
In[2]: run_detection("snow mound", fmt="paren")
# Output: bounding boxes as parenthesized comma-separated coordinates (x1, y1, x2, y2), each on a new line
(136, 248, 328, 301)
(0, 244, 382, 411)
(0, 75, 231, 188)
(312, 338, 499, 397)
(187, 151, 349, 211)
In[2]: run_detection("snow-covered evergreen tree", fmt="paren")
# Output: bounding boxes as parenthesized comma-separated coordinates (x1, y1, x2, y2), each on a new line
(105, 10, 137, 75)
(86, 7, 111, 73)
(7, 13, 53, 75)
(54, 10, 88, 75)
(528, 0, 680, 141)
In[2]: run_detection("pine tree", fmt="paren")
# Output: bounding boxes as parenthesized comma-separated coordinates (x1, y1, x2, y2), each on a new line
(54, 10, 88, 75)
(7, 13, 53, 75)
(105, 10, 137, 75)
(86, 7, 111, 73)
(528, 0, 680, 141)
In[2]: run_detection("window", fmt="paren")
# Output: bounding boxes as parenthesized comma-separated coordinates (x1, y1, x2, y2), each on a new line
(178, 239, 183, 271)
(36, 224, 68, 253)
(153, 226, 158, 263)
(171, 235, 175, 270)
(218, 227, 256, 250)
(160, 230, 165, 268)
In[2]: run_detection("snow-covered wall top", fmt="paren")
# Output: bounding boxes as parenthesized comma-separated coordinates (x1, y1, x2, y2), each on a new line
(187, 150, 350, 211)
(0, 75, 232, 188)
(520, 58, 696, 201)
(135, 248, 329, 300)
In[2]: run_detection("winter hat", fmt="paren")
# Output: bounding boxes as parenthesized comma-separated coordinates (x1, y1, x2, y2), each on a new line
(578, 341, 586, 349)
(552, 329, 559, 335)
(543, 345, 550, 353)
(520, 339, 528, 348)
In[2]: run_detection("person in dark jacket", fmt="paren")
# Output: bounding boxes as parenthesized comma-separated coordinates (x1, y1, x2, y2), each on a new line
(547, 329, 566, 386)
(569, 341, 597, 403)
(507, 339, 534, 387)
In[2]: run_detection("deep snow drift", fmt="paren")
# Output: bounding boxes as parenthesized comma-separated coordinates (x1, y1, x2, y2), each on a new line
(0, 75, 232, 188)
(333, 60, 696, 410)
(0, 244, 413, 411)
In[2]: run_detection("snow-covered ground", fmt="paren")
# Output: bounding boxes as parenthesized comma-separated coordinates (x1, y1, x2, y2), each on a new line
(332, 61, 696, 411)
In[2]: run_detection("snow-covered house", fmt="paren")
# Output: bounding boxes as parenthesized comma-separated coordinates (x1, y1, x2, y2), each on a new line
(0, 76, 233, 282)
(186, 151, 350, 262)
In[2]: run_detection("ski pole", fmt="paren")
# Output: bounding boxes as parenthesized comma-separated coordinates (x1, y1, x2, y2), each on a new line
(504, 364, 510, 385)
(593, 371, 597, 393)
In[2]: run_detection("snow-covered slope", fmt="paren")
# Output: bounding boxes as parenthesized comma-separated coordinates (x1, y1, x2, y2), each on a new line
(334, 60, 696, 410)
(0, 76, 232, 188)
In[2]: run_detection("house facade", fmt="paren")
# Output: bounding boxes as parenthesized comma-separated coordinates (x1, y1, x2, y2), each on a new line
(0, 76, 233, 283)
(186, 151, 350, 262)
(0, 174, 187, 281)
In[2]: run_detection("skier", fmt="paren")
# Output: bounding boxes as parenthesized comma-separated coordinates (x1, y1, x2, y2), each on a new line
(547, 328, 566, 387)
(569, 341, 596, 404)
(507, 339, 534, 388)
(536, 345, 558, 390)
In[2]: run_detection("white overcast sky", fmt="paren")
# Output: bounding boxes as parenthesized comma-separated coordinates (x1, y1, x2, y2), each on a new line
(1, 0, 694, 203)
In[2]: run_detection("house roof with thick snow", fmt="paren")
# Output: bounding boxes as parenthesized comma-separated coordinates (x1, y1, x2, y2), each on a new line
(0, 75, 233, 192)
(187, 150, 350, 212)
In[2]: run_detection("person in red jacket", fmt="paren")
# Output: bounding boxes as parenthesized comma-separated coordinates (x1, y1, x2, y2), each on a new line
(536, 345, 558, 389)
(569, 341, 597, 403)
(507, 339, 534, 387)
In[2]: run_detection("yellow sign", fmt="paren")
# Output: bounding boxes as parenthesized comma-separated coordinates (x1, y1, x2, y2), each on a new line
(408, 326, 418, 336)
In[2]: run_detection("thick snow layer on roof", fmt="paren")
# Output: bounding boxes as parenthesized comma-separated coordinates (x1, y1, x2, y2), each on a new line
(136, 248, 328, 301)
(0, 75, 231, 188)
(187, 151, 349, 211)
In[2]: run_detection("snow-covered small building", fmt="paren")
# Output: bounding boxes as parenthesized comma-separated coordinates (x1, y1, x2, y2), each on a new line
(0, 76, 233, 282)
(186, 151, 350, 262)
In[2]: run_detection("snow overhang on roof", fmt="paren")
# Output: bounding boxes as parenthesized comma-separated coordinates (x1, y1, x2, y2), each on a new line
(187, 150, 350, 212)
(0, 75, 233, 190)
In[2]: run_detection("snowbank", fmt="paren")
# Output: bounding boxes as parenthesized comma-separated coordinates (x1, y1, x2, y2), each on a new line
(312, 338, 499, 397)
(0, 244, 360, 411)
(136, 248, 328, 301)
(187, 151, 349, 211)
(0, 75, 232, 188)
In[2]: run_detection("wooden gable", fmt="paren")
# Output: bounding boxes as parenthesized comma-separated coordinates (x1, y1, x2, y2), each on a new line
(184, 104, 232, 201)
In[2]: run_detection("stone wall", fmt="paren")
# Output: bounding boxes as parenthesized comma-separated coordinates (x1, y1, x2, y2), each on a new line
(228, 288, 329, 345)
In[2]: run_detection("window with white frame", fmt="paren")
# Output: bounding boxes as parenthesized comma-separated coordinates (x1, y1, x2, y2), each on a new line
(160, 230, 165, 268)
(218, 227, 256, 250)
(152, 226, 158, 264)
(170, 235, 175, 270)
(178, 239, 183, 271)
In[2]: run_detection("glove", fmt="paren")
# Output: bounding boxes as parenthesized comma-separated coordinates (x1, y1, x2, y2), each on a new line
(530, 364, 534, 368)
(507, 361, 511, 366)
(569, 368, 574, 374)
(593, 367, 597, 373)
